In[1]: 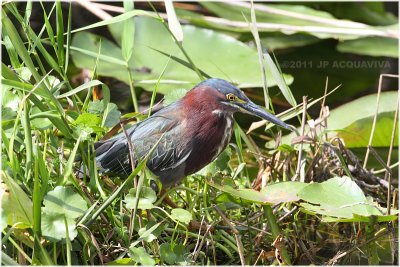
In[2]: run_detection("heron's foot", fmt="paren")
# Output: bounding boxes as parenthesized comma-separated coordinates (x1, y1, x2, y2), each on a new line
(150, 180, 160, 194)
(188, 220, 214, 233)
(159, 188, 179, 209)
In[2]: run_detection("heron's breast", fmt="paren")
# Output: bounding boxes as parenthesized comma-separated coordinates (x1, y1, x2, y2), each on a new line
(212, 114, 233, 161)
(184, 112, 234, 175)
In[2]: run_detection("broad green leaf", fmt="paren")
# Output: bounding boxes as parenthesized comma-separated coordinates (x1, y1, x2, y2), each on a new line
(172, 244, 186, 264)
(270, 42, 390, 110)
(138, 227, 156, 243)
(71, 17, 293, 95)
(160, 243, 177, 265)
(105, 258, 134, 265)
(337, 37, 398, 58)
(125, 187, 157, 210)
(102, 103, 121, 128)
(87, 100, 105, 114)
(335, 112, 398, 148)
(159, 243, 176, 265)
(208, 182, 266, 203)
(298, 177, 398, 222)
(73, 112, 103, 133)
(138, 221, 162, 242)
(87, 100, 121, 128)
(130, 221, 162, 248)
(159, 243, 186, 265)
(328, 91, 398, 147)
(42, 186, 87, 219)
(129, 247, 155, 266)
(281, 91, 398, 148)
(215, 193, 243, 209)
(164, 88, 188, 105)
(30, 107, 52, 130)
(41, 212, 77, 241)
(171, 208, 192, 224)
(260, 181, 308, 204)
(260, 33, 321, 50)
(313, 2, 397, 26)
(1, 171, 33, 228)
(322, 213, 398, 223)
(2, 88, 19, 129)
(209, 180, 307, 204)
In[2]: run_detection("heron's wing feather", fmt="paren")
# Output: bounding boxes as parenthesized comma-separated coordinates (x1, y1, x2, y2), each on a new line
(95, 138, 131, 175)
(94, 102, 191, 176)
(131, 107, 191, 173)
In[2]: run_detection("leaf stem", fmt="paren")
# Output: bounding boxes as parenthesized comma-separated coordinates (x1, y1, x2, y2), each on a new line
(126, 63, 139, 113)
(264, 205, 292, 265)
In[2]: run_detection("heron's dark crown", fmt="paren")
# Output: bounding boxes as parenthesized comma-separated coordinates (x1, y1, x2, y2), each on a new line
(197, 78, 246, 99)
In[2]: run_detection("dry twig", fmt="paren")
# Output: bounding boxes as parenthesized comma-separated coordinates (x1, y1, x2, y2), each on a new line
(214, 205, 246, 266)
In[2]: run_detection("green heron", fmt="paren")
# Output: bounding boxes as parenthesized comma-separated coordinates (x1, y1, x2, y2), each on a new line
(94, 78, 293, 188)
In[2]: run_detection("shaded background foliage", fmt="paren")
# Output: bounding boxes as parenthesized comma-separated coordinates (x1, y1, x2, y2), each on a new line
(16, 1, 398, 109)
(1, 1, 398, 265)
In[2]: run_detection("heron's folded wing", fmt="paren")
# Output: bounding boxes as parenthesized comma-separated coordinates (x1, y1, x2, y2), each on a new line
(94, 103, 191, 176)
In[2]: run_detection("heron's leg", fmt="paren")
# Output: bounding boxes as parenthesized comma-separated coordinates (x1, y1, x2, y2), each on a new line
(160, 190, 179, 209)
(150, 180, 179, 209)
(150, 180, 159, 193)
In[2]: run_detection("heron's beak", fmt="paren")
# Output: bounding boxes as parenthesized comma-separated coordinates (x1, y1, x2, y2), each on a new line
(240, 100, 292, 131)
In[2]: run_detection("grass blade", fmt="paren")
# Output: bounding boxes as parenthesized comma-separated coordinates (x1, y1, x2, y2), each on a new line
(149, 47, 211, 78)
(165, 0, 183, 43)
(64, 2, 72, 74)
(56, 80, 104, 99)
(64, 216, 72, 266)
(22, 100, 33, 182)
(56, 0, 65, 69)
(2, 10, 41, 81)
(71, 10, 156, 34)
(84, 133, 165, 227)
(248, 0, 270, 109)
(1, 251, 19, 265)
(68, 45, 126, 66)
(60, 135, 82, 185)
(41, 2, 56, 49)
(2, 34, 21, 68)
(24, 0, 32, 25)
(264, 51, 297, 107)
(34, 235, 54, 265)
(121, 0, 135, 62)
(148, 55, 172, 117)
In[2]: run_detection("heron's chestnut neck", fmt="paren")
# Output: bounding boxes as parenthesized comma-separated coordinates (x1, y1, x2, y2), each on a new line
(181, 85, 235, 115)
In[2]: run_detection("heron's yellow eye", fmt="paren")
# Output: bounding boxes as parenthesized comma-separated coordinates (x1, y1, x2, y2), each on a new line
(226, 93, 236, 101)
